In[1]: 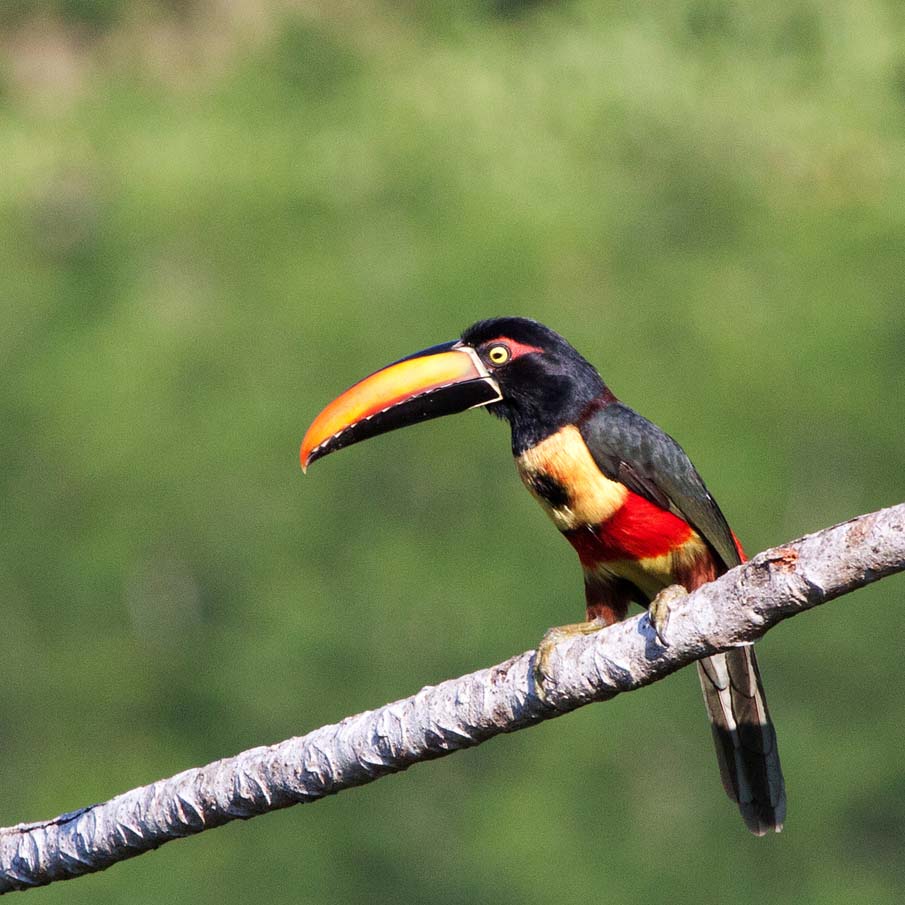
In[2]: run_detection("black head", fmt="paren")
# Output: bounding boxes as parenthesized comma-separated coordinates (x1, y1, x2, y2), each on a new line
(460, 317, 611, 453)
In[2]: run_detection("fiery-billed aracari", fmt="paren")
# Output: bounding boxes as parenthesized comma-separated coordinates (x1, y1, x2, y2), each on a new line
(300, 316, 785, 834)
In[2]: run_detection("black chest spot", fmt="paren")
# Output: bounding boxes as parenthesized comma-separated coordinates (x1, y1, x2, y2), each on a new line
(529, 473, 570, 509)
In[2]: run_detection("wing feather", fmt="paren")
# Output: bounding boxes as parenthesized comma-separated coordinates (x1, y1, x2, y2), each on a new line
(579, 402, 740, 569)
(579, 401, 785, 833)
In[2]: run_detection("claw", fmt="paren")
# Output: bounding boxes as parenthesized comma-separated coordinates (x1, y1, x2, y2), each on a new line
(648, 584, 687, 647)
(533, 618, 608, 697)
(533, 627, 566, 691)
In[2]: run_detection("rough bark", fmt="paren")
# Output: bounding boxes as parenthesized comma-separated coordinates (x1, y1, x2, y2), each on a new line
(1, 503, 903, 893)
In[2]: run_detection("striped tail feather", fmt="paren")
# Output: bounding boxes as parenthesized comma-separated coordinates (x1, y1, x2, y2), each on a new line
(697, 647, 786, 835)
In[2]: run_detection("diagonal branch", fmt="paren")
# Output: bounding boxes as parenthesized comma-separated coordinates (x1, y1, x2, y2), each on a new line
(2, 503, 904, 894)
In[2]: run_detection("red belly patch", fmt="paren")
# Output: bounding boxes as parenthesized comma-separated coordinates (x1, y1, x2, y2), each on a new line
(565, 491, 693, 566)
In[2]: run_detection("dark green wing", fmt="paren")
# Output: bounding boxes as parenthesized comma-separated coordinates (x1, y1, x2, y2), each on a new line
(578, 401, 741, 570)
(581, 402, 785, 834)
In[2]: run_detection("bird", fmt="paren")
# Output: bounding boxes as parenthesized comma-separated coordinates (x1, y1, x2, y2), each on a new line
(300, 316, 785, 834)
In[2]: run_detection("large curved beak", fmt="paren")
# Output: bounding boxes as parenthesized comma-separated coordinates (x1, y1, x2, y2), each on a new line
(300, 340, 502, 471)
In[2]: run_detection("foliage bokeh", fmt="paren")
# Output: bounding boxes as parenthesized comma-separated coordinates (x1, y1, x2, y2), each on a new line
(2, 2, 904, 902)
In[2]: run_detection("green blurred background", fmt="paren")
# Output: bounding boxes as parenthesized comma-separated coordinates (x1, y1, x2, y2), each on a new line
(2, 1, 904, 902)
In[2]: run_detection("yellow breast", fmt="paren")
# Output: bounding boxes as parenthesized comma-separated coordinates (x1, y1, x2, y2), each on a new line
(515, 425, 628, 532)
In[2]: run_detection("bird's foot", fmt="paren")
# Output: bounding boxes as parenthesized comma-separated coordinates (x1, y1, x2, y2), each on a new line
(647, 584, 687, 647)
(533, 618, 608, 695)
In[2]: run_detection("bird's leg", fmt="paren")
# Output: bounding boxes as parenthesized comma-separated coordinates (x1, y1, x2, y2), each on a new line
(533, 617, 609, 691)
(533, 582, 631, 694)
(647, 584, 688, 647)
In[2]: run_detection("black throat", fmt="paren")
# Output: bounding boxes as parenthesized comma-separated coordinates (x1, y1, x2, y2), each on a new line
(494, 358, 613, 455)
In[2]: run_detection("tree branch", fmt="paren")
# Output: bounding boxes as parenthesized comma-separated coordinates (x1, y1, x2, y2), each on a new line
(2, 503, 904, 893)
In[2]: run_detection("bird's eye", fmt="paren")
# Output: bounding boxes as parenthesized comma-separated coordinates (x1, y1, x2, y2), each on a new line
(487, 344, 511, 366)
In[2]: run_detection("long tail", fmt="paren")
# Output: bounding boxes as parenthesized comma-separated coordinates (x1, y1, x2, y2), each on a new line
(697, 647, 786, 834)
